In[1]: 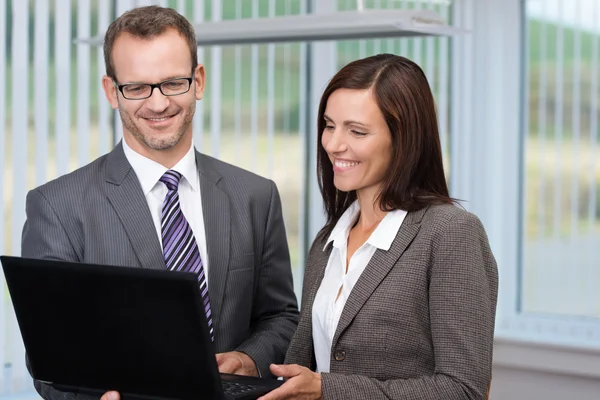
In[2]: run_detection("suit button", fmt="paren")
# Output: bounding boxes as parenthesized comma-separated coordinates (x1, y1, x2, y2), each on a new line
(334, 350, 346, 361)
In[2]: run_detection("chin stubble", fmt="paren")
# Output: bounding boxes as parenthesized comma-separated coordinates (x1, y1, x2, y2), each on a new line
(117, 99, 196, 151)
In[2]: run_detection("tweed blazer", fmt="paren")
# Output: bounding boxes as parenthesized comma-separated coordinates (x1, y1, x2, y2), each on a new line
(21, 142, 299, 399)
(285, 204, 498, 400)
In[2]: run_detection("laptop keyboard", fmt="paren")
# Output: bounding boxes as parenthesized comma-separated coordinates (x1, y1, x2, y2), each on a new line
(222, 380, 262, 396)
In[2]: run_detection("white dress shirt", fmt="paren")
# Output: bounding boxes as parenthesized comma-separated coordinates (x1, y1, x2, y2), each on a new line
(312, 200, 407, 373)
(122, 139, 209, 282)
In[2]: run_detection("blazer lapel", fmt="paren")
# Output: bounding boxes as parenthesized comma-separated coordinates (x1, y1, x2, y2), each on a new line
(331, 207, 427, 346)
(105, 142, 165, 270)
(196, 152, 230, 332)
(291, 241, 331, 368)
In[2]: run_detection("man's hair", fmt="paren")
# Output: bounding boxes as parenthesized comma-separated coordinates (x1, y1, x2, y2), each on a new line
(103, 5, 198, 79)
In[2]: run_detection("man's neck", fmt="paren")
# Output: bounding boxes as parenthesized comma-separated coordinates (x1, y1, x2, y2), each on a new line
(123, 135, 192, 169)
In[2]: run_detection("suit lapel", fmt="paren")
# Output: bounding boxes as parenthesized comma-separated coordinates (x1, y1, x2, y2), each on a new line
(331, 207, 427, 346)
(196, 152, 230, 333)
(105, 142, 165, 270)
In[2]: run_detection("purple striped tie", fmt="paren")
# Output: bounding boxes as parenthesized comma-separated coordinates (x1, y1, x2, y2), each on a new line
(160, 170, 213, 341)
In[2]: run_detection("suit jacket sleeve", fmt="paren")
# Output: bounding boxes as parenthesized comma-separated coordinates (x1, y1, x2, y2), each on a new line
(22, 188, 80, 262)
(235, 180, 299, 377)
(22, 189, 94, 400)
(320, 212, 497, 400)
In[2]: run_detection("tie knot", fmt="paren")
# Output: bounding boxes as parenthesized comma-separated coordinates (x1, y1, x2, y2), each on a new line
(160, 170, 182, 191)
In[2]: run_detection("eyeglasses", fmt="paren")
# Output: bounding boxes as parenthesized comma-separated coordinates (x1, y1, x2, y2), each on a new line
(113, 77, 193, 100)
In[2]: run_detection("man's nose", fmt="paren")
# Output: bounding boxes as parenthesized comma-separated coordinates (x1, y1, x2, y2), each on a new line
(145, 87, 169, 112)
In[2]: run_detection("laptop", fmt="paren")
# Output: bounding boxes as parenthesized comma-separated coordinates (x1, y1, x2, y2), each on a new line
(0, 255, 283, 400)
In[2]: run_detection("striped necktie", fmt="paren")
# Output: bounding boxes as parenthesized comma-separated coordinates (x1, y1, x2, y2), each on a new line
(160, 170, 213, 341)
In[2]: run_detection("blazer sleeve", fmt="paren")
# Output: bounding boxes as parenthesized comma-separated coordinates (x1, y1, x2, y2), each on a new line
(22, 190, 95, 400)
(235, 180, 300, 377)
(320, 212, 498, 400)
(21, 188, 80, 262)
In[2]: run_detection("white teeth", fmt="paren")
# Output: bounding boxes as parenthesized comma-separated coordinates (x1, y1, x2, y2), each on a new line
(335, 161, 359, 168)
(148, 117, 169, 121)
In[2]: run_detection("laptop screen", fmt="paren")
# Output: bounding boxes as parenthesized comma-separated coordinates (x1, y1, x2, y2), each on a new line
(1, 256, 223, 400)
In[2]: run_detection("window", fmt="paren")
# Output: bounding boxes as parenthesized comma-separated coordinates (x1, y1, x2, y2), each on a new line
(474, 0, 600, 353)
(0, 0, 454, 397)
(522, 0, 600, 321)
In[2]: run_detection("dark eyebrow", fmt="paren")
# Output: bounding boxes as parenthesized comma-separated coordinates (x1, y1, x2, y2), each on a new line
(344, 120, 370, 128)
(323, 114, 370, 128)
(122, 76, 190, 85)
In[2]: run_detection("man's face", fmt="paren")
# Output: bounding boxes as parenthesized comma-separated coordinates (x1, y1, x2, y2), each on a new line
(102, 29, 204, 162)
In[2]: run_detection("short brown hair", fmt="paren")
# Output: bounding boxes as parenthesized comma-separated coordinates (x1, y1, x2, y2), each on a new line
(103, 5, 198, 79)
(317, 54, 454, 235)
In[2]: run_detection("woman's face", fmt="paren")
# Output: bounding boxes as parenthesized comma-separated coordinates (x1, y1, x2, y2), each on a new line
(321, 88, 393, 200)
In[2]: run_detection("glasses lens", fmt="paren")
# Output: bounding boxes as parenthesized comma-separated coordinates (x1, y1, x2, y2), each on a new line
(160, 79, 191, 96)
(122, 84, 152, 99)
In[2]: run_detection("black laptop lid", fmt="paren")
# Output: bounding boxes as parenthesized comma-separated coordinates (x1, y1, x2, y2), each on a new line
(0, 256, 224, 400)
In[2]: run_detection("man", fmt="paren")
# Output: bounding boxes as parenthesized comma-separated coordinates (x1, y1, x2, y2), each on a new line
(21, 5, 299, 399)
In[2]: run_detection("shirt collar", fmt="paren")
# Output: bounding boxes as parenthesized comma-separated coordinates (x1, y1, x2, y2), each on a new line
(323, 200, 407, 252)
(366, 208, 407, 251)
(122, 138, 198, 196)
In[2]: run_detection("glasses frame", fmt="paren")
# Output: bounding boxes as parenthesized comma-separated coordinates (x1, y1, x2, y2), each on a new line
(113, 77, 194, 100)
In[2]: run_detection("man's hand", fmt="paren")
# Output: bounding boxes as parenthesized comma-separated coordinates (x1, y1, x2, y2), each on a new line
(257, 364, 322, 400)
(216, 351, 259, 376)
(100, 391, 120, 400)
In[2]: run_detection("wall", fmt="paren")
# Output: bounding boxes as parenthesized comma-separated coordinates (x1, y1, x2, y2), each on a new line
(490, 366, 600, 400)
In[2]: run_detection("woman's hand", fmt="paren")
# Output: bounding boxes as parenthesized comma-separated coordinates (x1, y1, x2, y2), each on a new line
(257, 364, 323, 400)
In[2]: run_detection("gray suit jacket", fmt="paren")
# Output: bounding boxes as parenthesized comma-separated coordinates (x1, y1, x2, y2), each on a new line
(285, 204, 498, 400)
(22, 142, 299, 399)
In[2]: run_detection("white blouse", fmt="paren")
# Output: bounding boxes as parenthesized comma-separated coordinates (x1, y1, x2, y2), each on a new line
(312, 201, 407, 373)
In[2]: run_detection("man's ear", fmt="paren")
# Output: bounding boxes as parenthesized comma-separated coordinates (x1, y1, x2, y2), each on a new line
(193, 64, 206, 101)
(102, 75, 119, 109)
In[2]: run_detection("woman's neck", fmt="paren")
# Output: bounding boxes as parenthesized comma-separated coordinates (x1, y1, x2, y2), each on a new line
(355, 190, 387, 232)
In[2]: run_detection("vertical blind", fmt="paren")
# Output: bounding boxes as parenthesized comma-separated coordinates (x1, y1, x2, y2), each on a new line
(0, 0, 453, 396)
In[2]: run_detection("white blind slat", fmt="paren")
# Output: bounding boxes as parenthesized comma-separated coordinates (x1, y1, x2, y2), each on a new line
(34, 0, 49, 186)
(385, 0, 394, 53)
(438, 3, 449, 162)
(55, 0, 72, 177)
(373, 0, 382, 54)
(412, 1, 423, 68)
(233, 0, 242, 162)
(266, 0, 276, 177)
(283, 0, 291, 136)
(295, 0, 309, 296)
(210, 0, 222, 158)
(10, 0, 29, 391)
(98, 0, 111, 155)
(193, 1, 205, 152)
(590, 1, 599, 230)
(12, 0, 29, 249)
(552, 0, 565, 239)
(77, 0, 92, 168)
(135, 0, 159, 7)
(570, 4, 582, 238)
(114, 0, 134, 142)
(424, 2, 435, 91)
(177, 0, 186, 14)
(537, 15, 548, 238)
(250, 0, 259, 171)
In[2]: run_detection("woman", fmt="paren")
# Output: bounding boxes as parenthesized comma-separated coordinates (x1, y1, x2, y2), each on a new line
(259, 54, 498, 400)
